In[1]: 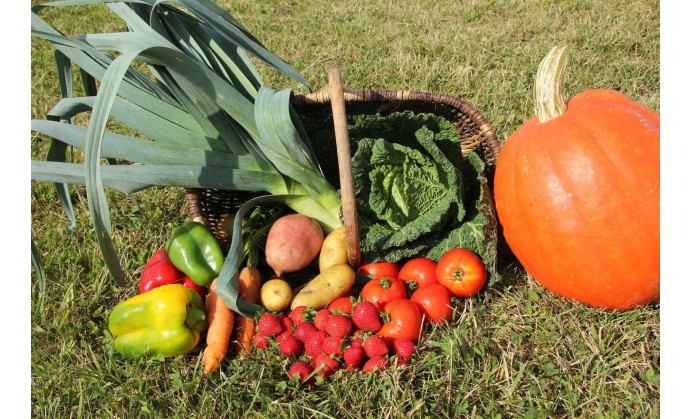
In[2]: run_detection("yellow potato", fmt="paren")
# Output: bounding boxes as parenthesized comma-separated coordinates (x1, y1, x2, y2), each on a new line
(260, 278, 293, 312)
(318, 225, 349, 272)
(290, 263, 356, 310)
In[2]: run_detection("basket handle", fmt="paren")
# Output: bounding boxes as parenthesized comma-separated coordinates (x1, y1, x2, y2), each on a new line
(327, 68, 362, 268)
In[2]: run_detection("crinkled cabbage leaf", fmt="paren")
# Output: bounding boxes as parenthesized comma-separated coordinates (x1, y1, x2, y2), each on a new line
(349, 111, 500, 284)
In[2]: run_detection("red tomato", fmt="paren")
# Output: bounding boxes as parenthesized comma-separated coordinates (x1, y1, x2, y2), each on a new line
(398, 257, 438, 289)
(411, 284, 453, 324)
(328, 296, 353, 314)
(378, 299, 424, 343)
(358, 261, 400, 279)
(436, 248, 487, 297)
(361, 277, 407, 310)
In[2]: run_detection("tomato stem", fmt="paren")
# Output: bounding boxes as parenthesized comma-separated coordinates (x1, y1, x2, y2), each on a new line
(452, 268, 465, 282)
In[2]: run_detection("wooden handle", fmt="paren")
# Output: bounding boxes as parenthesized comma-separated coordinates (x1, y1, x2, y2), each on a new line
(328, 68, 361, 268)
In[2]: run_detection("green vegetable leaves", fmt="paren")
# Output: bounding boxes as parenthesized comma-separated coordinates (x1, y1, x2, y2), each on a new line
(349, 111, 500, 284)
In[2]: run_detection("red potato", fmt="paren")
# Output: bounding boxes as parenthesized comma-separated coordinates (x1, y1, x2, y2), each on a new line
(266, 214, 324, 276)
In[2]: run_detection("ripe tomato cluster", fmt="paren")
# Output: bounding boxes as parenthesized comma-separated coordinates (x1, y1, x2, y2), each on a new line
(360, 247, 487, 325)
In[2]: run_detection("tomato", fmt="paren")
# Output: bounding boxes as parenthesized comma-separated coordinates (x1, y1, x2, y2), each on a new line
(328, 296, 353, 314)
(378, 299, 424, 343)
(398, 257, 438, 289)
(436, 248, 487, 297)
(361, 277, 407, 310)
(358, 261, 400, 279)
(410, 283, 453, 324)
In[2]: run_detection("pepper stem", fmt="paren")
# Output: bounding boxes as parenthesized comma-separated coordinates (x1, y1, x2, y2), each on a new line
(535, 46, 569, 122)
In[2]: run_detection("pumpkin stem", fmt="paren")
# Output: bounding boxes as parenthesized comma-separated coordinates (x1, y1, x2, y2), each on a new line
(535, 46, 569, 122)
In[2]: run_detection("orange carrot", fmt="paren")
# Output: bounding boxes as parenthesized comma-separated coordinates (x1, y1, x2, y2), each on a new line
(202, 279, 234, 375)
(233, 267, 262, 355)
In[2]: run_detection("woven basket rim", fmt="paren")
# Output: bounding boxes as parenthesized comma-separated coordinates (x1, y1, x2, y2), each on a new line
(292, 87, 501, 163)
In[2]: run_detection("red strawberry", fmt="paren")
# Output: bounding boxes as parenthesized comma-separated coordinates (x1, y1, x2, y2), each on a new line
(343, 345, 365, 367)
(257, 313, 283, 337)
(322, 336, 345, 356)
(294, 322, 318, 343)
(276, 314, 294, 333)
(345, 363, 361, 372)
(279, 335, 304, 357)
(311, 353, 341, 379)
(276, 330, 292, 344)
(352, 301, 383, 332)
(363, 335, 389, 358)
(252, 333, 270, 350)
(288, 360, 314, 385)
(288, 306, 309, 325)
(392, 339, 416, 361)
(362, 355, 391, 373)
(304, 330, 327, 358)
(324, 314, 353, 338)
(349, 336, 364, 348)
(313, 309, 331, 331)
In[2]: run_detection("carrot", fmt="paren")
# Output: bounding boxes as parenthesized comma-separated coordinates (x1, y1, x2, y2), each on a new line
(233, 267, 262, 355)
(202, 279, 234, 375)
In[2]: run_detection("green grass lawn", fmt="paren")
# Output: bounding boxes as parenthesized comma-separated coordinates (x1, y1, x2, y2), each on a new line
(30, 0, 660, 417)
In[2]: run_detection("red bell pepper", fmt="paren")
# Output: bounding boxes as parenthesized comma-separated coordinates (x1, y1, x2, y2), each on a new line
(139, 248, 207, 301)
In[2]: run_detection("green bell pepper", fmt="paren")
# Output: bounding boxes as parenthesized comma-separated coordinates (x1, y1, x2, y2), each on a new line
(108, 284, 208, 358)
(165, 221, 224, 287)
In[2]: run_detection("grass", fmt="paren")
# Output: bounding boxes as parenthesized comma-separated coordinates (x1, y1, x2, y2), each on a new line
(30, 0, 660, 417)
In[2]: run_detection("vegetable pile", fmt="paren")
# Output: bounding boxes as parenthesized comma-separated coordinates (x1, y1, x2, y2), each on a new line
(107, 213, 488, 383)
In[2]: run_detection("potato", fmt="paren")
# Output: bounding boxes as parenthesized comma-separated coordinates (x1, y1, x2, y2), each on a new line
(260, 279, 293, 312)
(290, 263, 356, 310)
(265, 214, 324, 277)
(318, 225, 348, 272)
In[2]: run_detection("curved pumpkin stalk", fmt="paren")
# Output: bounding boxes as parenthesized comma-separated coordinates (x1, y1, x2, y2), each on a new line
(535, 46, 569, 122)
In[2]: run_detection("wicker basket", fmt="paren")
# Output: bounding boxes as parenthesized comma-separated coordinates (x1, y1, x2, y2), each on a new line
(186, 87, 501, 257)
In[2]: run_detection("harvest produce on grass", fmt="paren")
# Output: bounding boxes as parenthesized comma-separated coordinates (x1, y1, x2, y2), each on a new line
(203, 279, 234, 375)
(265, 214, 325, 277)
(165, 222, 225, 287)
(233, 267, 262, 355)
(493, 46, 660, 310)
(108, 284, 208, 359)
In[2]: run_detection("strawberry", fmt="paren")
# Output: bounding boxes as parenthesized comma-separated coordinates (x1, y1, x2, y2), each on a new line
(345, 363, 361, 372)
(304, 330, 327, 358)
(288, 306, 309, 325)
(362, 355, 390, 373)
(363, 334, 389, 358)
(276, 330, 292, 344)
(313, 309, 332, 331)
(252, 333, 270, 350)
(276, 313, 294, 333)
(324, 314, 353, 338)
(311, 353, 341, 379)
(343, 345, 365, 367)
(352, 301, 382, 332)
(322, 336, 345, 357)
(349, 336, 364, 348)
(288, 360, 314, 385)
(392, 339, 416, 361)
(257, 313, 283, 337)
(293, 322, 318, 343)
(279, 335, 304, 357)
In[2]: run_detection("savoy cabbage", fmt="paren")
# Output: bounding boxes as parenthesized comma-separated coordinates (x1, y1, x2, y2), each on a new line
(349, 111, 500, 283)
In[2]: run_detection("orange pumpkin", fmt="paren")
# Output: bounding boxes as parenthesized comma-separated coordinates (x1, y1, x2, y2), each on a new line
(494, 46, 660, 310)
